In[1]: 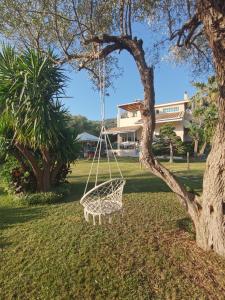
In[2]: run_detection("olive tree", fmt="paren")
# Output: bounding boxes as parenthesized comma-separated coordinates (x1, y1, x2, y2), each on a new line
(1, 0, 225, 256)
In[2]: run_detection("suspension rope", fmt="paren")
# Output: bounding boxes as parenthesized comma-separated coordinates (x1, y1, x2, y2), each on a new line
(83, 128, 103, 196)
(104, 127, 112, 180)
(95, 127, 103, 186)
(83, 43, 124, 196)
(94, 44, 105, 187)
(98, 45, 105, 124)
(106, 133, 123, 178)
(102, 58, 106, 123)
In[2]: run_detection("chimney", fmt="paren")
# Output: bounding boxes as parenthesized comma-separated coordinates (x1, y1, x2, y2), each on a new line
(184, 91, 188, 100)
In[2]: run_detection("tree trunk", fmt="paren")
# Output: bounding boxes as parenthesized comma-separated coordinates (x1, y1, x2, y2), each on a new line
(119, 0, 125, 35)
(35, 171, 44, 192)
(51, 162, 63, 186)
(193, 0, 225, 256)
(194, 128, 225, 255)
(42, 167, 51, 192)
(198, 141, 207, 158)
(41, 147, 51, 192)
(194, 139, 199, 158)
(15, 143, 52, 192)
(169, 143, 173, 163)
(15, 142, 43, 191)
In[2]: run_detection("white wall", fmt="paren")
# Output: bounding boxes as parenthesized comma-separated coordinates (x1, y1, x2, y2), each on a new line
(118, 110, 141, 127)
(156, 103, 185, 113)
(109, 149, 139, 157)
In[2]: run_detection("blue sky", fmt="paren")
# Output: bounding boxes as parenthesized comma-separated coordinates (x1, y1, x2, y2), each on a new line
(63, 53, 196, 121)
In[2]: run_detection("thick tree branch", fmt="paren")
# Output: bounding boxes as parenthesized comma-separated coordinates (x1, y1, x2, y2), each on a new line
(170, 14, 202, 47)
(120, 0, 125, 35)
(15, 142, 42, 179)
(80, 33, 201, 218)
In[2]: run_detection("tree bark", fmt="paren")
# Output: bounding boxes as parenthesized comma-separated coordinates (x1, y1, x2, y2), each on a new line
(194, 128, 225, 255)
(119, 0, 125, 35)
(169, 142, 173, 163)
(198, 141, 207, 158)
(41, 147, 51, 192)
(194, 0, 225, 256)
(51, 161, 63, 186)
(194, 138, 199, 158)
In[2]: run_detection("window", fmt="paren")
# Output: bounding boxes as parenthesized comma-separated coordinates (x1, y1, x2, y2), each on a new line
(121, 112, 128, 118)
(132, 111, 138, 117)
(162, 106, 179, 113)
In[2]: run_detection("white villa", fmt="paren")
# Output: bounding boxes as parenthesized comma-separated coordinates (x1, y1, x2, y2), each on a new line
(105, 94, 192, 157)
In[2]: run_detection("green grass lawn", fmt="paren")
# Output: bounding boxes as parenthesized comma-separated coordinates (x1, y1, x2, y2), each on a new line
(1, 159, 225, 299)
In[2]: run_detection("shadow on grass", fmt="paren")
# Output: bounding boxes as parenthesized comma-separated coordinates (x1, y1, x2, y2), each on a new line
(0, 206, 43, 230)
(62, 183, 86, 203)
(125, 177, 170, 193)
(176, 217, 195, 238)
(0, 237, 11, 250)
(65, 177, 170, 201)
(65, 172, 203, 203)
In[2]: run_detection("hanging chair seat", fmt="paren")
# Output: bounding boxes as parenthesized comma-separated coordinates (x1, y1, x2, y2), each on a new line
(84, 199, 122, 215)
(80, 178, 125, 224)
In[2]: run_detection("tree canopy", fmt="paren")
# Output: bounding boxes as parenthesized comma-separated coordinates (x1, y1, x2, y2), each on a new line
(68, 115, 116, 136)
(0, 0, 213, 77)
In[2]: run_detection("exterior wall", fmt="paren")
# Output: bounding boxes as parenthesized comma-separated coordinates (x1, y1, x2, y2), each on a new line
(118, 110, 141, 127)
(109, 149, 139, 157)
(119, 116, 140, 127)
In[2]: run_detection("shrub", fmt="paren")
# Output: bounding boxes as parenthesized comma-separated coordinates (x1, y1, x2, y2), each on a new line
(0, 156, 36, 194)
(22, 192, 63, 205)
(19, 183, 72, 205)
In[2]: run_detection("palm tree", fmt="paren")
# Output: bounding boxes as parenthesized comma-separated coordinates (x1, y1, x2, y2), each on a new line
(188, 123, 203, 158)
(189, 77, 218, 158)
(0, 46, 78, 192)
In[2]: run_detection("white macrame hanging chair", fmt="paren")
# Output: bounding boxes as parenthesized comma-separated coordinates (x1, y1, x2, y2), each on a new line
(80, 55, 126, 225)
